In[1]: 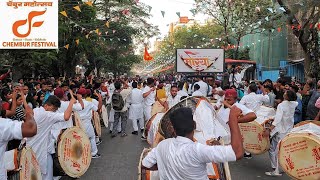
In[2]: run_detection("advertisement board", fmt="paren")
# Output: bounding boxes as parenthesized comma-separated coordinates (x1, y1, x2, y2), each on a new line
(176, 49, 224, 73)
(0, 0, 58, 49)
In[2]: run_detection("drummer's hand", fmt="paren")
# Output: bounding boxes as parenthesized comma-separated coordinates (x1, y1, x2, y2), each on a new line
(262, 129, 270, 138)
(70, 97, 77, 104)
(12, 90, 17, 99)
(229, 106, 242, 120)
(207, 138, 220, 146)
(76, 94, 82, 99)
(222, 100, 232, 108)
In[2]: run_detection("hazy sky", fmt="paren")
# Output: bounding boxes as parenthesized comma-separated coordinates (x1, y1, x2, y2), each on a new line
(139, 0, 205, 37)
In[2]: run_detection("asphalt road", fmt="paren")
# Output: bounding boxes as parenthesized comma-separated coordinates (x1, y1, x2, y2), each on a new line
(76, 122, 291, 180)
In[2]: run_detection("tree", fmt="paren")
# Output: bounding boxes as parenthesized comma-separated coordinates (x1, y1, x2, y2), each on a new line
(277, 0, 320, 78)
(194, 0, 273, 59)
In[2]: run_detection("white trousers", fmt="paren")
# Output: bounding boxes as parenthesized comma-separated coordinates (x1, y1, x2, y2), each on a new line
(269, 133, 285, 172)
(131, 118, 144, 131)
(43, 153, 53, 180)
(90, 136, 98, 156)
(144, 105, 152, 122)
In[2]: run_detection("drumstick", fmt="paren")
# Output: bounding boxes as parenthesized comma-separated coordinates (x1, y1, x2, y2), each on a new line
(220, 139, 232, 180)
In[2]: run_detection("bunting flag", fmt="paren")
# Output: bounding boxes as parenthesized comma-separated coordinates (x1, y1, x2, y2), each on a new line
(64, 44, 69, 49)
(73, 5, 81, 12)
(85, 1, 93, 6)
(190, 9, 196, 16)
(122, 9, 130, 15)
(113, 30, 116, 34)
(148, 6, 152, 13)
(318, 24, 320, 30)
(176, 12, 180, 18)
(277, 27, 281, 32)
(105, 21, 110, 28)
(279, 7, 286, 12)
(75, 39, 80, 46)
(85, 34, 89, 39)
(105, 32, 108, 35)
(144, 46, 153, 61)
(265, 16, 269, 21)
(60, 11, 68, 17)
(56, 49, 59, 54)
(161, 11, 165, 18)
(95, 29, 99, 34)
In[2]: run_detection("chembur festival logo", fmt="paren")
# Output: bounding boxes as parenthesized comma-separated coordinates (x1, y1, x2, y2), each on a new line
(0, 0, 58, 49)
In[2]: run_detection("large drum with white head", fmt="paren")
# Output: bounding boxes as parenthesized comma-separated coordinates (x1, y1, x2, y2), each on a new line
(53, 127, 91, 178)
(92, 111, 102, 137)
(5, 147, 42, 180)
(151, 98, 167, 117)
(144, 113, 165, 147)
(239, 106, 276, 155)
(279, 122, 320, 180)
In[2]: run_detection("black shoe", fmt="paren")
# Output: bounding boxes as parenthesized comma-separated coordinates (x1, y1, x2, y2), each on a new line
(96, 139, 102, 145)
(141, 129, 144, 133)
(132, 131, 138, 135)
(92, 153, 101, 159)
(109, 130, 112, 134)
(118, 131, 121, 134)
(244, 153, 252, 159)
(141, 136, 147, 141)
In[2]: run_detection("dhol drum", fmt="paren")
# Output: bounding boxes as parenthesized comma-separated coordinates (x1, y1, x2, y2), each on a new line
(92, 111, 102, 137)
(144, 113, 165, 147)
(239, 106, 276, 155)
(295, 120, 320, 127)
(279, 122, 320, 180)
(158, 96, 231, 180)
(101, 105, 109, 128)
(138, 148, 159, 180)
(53, 127, 92, 178)
(5, 147, 42, 180)
(151, 98, 167, 117)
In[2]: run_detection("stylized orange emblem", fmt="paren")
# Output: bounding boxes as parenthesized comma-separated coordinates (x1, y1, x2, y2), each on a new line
(12, 10, 46, 38)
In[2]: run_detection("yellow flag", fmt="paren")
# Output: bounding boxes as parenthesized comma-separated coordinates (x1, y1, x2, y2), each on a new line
(105, 21, 110, 28)
(95, 29, 99, 34)
(85, 1, 93, 6)
(85, 34, 89, 39)
(60, 11, 68, 17)
(64, 44, 69, 49)
(73, 5, 81, 12)
(75, 39, 80, 46)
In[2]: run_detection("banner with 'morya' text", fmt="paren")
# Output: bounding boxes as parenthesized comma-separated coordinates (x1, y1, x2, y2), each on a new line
(0, 0, 58, 49)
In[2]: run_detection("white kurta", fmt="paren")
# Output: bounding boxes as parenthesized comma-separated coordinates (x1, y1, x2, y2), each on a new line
(143, 86, 156, 121)
(240, 92, 270, 112)
(0, 119, 23, 180)
(142, 136, 236, 180)
(272, 100, 298, 135)
(48, 101, 83, 154)
(26, 107, 65, 175)
(77, 100, 98, 138)
(128, 88, 144, 120)
(167, 94, 182, 109)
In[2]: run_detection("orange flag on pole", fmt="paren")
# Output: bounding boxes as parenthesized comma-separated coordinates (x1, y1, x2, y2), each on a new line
(144, 46, 153, 61)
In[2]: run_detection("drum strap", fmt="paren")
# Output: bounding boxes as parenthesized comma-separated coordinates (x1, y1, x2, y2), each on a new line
(72, 113, 76, 127)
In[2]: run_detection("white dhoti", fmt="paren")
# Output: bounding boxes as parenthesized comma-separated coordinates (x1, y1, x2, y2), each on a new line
(129, 104, 144, 131)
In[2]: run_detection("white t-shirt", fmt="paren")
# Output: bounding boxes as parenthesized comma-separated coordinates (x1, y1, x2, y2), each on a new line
(193, 80, 209, 96)
(0, 119, 23, 179)
(142, 136, 236, 180)
(143, 86, 156, 106)
(26, 107, 65, 174)
(240, 92, 270, 112)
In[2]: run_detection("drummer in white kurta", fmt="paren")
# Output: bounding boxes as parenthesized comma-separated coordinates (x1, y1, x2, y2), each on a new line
(216, 89, 256, 129)
(240, 83, 269, 112)
(26, 95, 76, 180)
(48, 89, 84, 179)
(142, 107, 244, 180)
(0, 94, 37, 180)
(263, 90, 298, 177)
(127, 82, 144, 135)
(76, 88, 102, 159)
(158, 85, 182, 110)
(142, 78, 156, 140)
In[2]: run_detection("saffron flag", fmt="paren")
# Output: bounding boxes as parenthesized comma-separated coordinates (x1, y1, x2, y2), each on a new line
(144, 46, 153, 61)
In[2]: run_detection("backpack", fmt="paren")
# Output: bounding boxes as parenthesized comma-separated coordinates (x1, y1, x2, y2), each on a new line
(112, 91, 124, 111)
